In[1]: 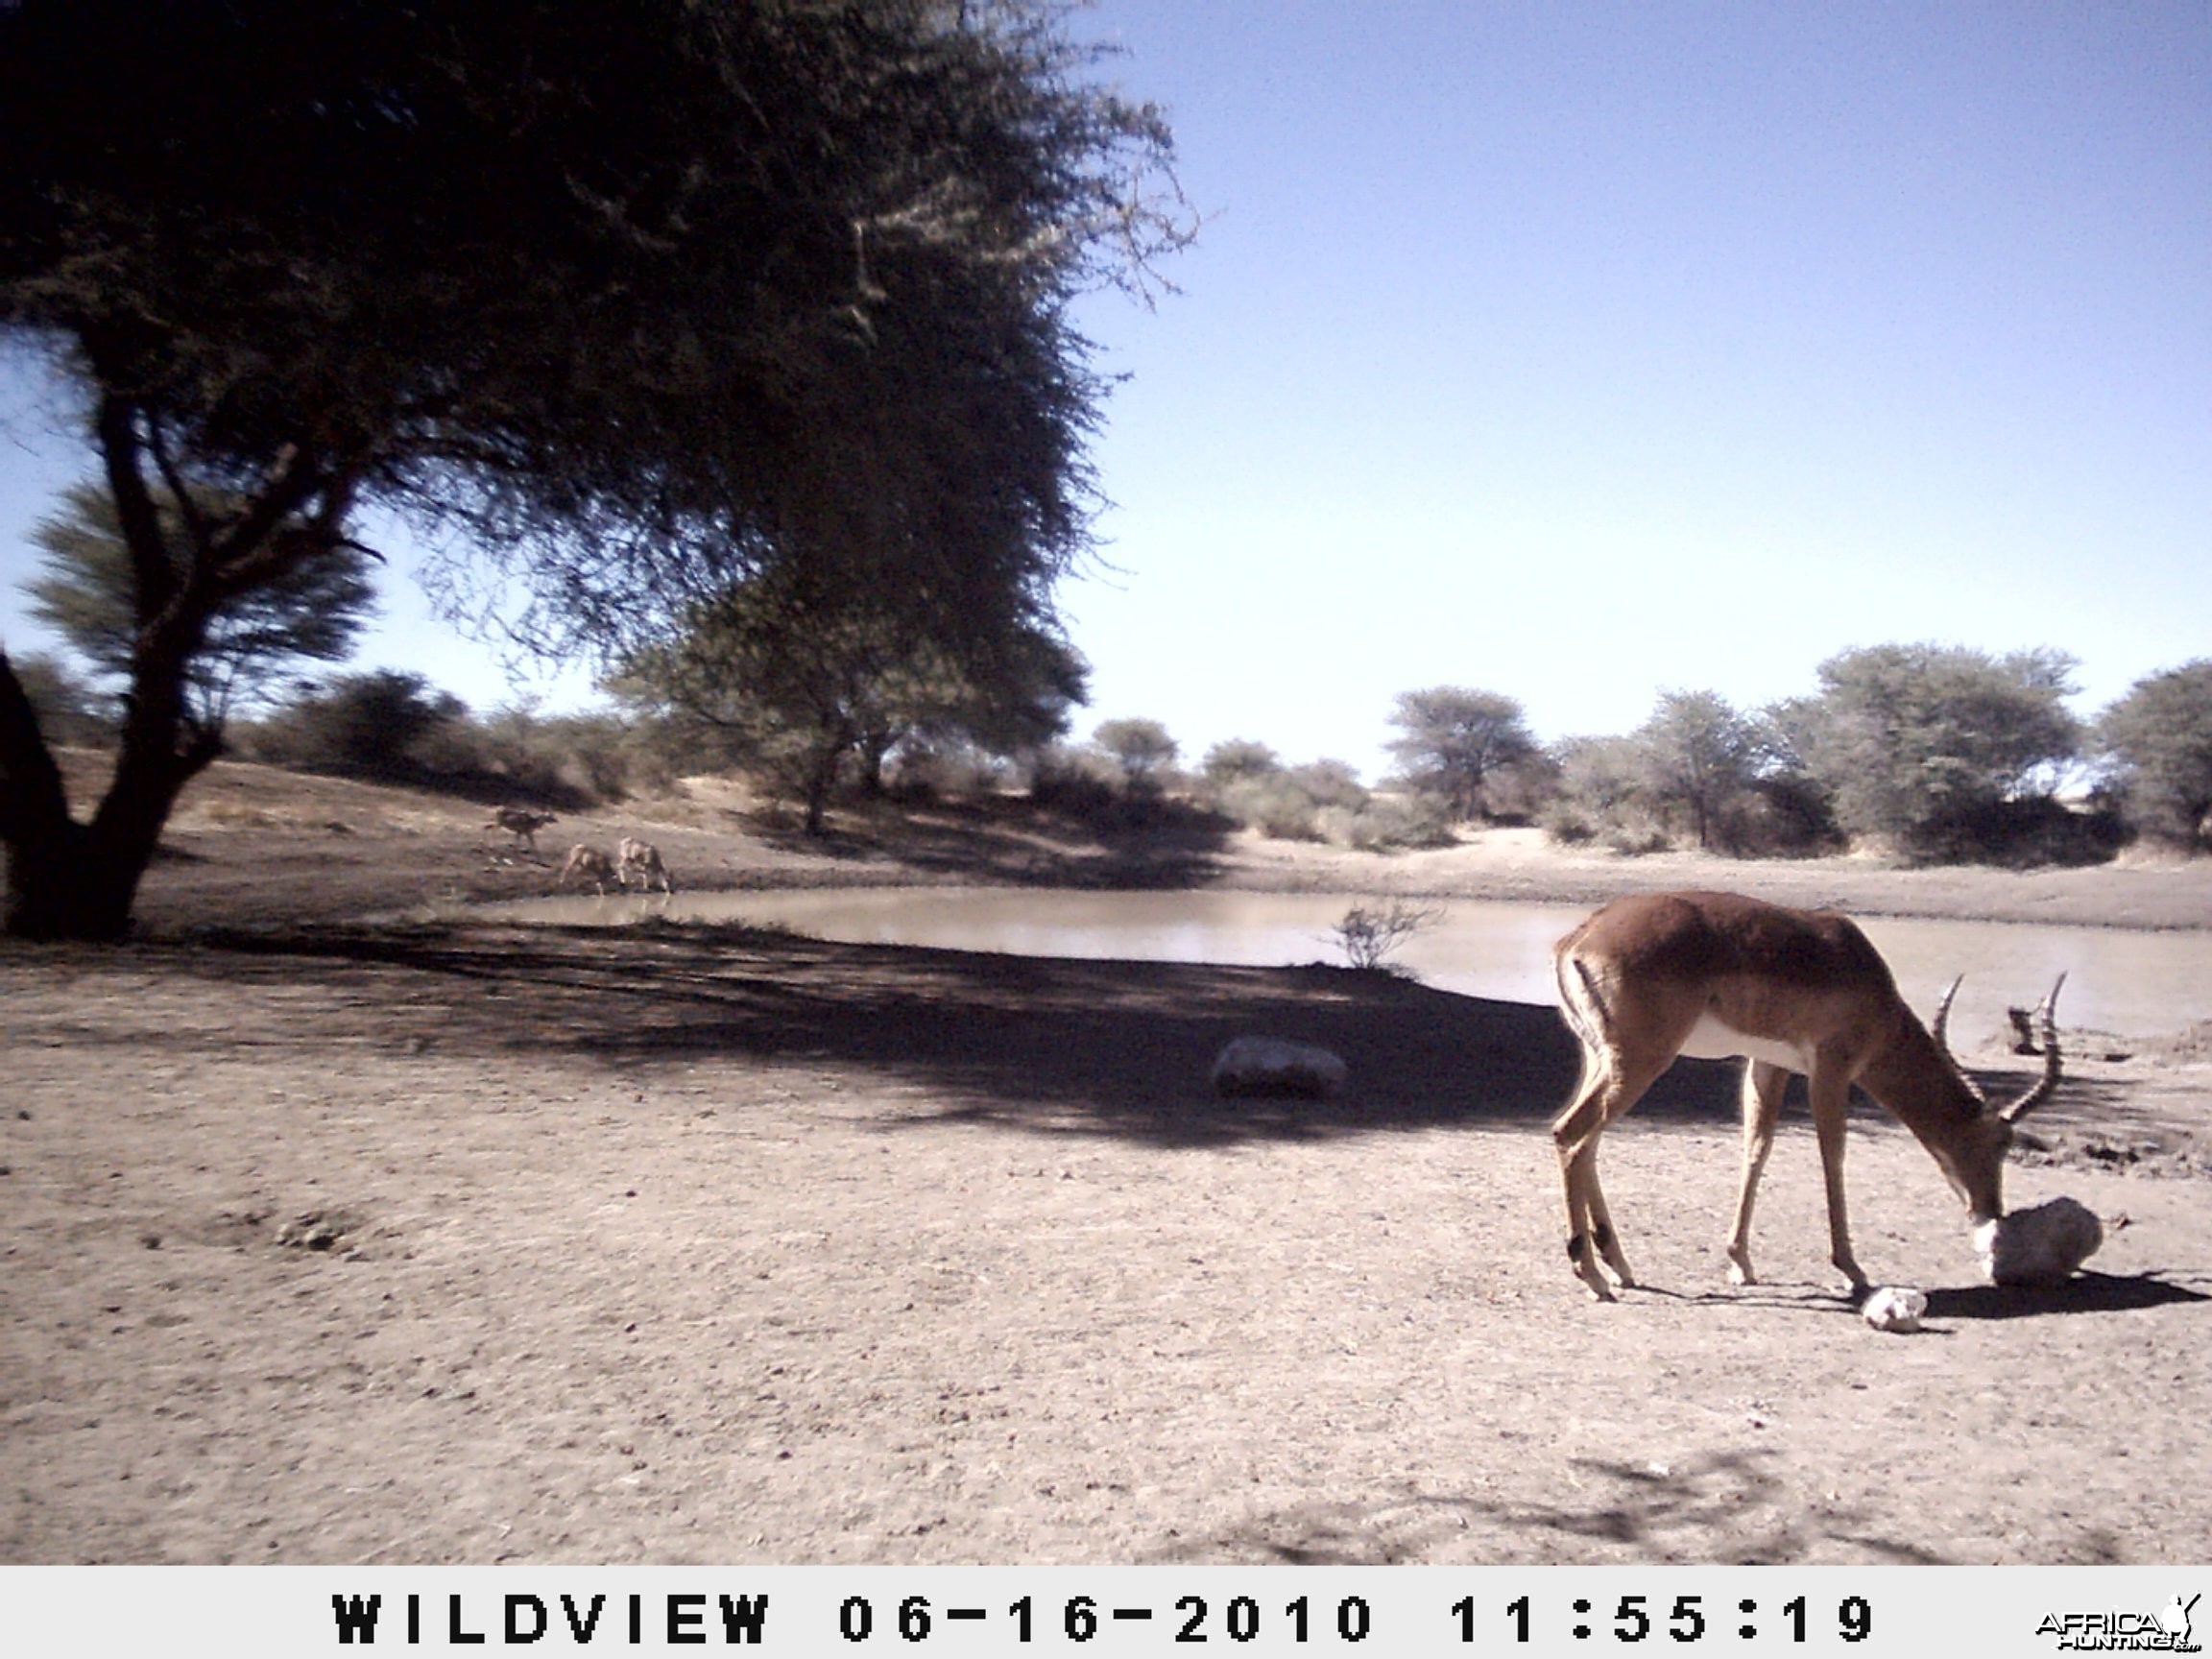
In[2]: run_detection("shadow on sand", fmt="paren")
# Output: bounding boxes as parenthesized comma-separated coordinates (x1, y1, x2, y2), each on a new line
(1921, 1270, 2212, 1320)
(170, 918, 2162, 1156)
(1153, 1448, 1961, 1566)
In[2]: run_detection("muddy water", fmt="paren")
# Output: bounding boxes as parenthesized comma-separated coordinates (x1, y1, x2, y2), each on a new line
(471, 887, 2212, 1039)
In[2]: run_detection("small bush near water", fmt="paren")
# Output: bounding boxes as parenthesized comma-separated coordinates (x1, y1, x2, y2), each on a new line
(1329, 898, 1445, 974)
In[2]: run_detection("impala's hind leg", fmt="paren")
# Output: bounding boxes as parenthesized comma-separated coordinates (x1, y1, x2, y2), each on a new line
(1725, 1060, 1790, 1286)
(1583, 1144, 1635, 1289)
(1551, 1047, 1668, 1300)
(1551, 1058, 1619, 1300)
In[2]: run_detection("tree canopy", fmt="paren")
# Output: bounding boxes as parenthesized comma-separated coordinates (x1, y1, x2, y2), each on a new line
(1091, 717, 1180, 783)
(1383, 686, 1539, 822)
(0, 0, 1189, 936)
(27, 481, 378, 725)
(1631, 688, 1764, 852)
(2100, 661, 2212, 848)
(1775, 643, 2080, 858)
(614, 562, 1088, 832)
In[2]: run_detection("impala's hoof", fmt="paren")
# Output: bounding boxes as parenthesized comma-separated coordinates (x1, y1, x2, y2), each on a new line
(1572, 1264, 1618, 1302)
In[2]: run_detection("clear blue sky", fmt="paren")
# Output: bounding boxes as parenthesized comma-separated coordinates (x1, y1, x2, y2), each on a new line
(4, 2, 2207, 781)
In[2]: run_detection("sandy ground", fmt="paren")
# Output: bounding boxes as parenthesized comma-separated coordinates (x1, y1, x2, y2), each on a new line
(5, 757, 2211, 1565)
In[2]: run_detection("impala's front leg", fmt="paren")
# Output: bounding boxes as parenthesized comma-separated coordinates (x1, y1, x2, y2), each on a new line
(1810, 1068, 1870, 1294)
(1725, 1060, 1789, 1286)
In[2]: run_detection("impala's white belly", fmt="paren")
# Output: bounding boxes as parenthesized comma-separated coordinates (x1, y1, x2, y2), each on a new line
(1680, 1013, 1815, 1074)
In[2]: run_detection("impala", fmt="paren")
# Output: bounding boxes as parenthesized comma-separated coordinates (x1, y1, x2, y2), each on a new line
(487, 805, 558, 853)
(556, 843, 621, 896)
(616, 836, 674, 894)
(1551, 890, 2063, 1301)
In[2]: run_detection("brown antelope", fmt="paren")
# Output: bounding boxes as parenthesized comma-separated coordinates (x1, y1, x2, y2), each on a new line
(556, 843, 621, 895)
(487, 805, 558, 853)
(1551, 890, 2063, 1301)
(616, 836, 674, 894)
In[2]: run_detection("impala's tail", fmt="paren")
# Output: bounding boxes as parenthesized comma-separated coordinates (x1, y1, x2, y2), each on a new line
(1552, 947, 1612, 1057)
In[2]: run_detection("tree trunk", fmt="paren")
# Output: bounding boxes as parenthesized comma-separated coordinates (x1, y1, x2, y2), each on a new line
(2, 643, 214, 941)
(4, 812, 135, 942)
(857, 733, 891, 796)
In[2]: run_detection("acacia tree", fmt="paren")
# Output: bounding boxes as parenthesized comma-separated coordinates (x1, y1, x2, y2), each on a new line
(1199, 739, 1282, 784)
(0, 0, 1189, 938)
(1091, 717, 1180, 785)
(1777, 643, 2080, 858)
(1384, 686, 1539, 822)
(1632, 688, 1763, 851)
(616, 565, 1088, 832)
(2100, 661, 2212, 849)
(27, 481, 378, 727)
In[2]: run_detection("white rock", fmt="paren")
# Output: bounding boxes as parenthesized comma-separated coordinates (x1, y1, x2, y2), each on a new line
(1975, 1196, 2103, 1286)
(1862, 1286, 1928, 1333)
(1210, 1036, 1347, 1099)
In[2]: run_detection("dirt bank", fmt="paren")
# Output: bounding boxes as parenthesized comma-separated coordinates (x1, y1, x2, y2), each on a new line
(108, 754, 2212, 934)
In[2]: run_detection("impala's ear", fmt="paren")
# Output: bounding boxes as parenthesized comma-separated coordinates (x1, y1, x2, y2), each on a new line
(1998, 974, 2066, 1124)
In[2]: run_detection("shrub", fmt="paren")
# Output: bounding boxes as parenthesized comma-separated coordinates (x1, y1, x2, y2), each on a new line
(1329, 898, 1444, 974)
(1317, 793, 1456, 851)
(241, 670, 469, 782)
(1711, 776, 1843, 858)
(1543, 735, 1661, 849)
(238, 675, 674, 805)
(1215, 773, 1323, 840)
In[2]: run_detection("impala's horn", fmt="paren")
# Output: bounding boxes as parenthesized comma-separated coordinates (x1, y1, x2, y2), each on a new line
(1999, 974, 2067, 1123)
(1931, 974, 1966, 1067)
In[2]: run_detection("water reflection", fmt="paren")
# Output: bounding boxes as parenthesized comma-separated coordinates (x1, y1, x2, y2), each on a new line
(468, 886, 2212, 1039)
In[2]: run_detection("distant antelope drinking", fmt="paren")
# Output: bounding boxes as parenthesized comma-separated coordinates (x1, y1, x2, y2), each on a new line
(616, 837, 674, 894)
(556, 844, 621, 895)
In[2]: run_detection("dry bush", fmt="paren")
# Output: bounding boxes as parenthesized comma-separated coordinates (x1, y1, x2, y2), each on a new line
(1329, 898, 1444, 974)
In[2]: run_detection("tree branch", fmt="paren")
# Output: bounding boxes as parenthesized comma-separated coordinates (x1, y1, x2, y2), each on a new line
(143, 409, 216, 574)
(92, 390, 178, 621)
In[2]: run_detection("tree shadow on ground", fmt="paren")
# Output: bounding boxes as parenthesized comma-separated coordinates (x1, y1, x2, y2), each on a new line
(1151, 1450, 1953, 1566)
(155, 920, 2206, 1160)
(165, 919, 1636, 1143)
(2013, 1071, 2212, 1167)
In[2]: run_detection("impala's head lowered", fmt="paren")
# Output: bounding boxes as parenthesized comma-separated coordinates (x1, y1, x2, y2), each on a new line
(1904, 972, 2065, 1223)
(1550, 890, 2067, 1302)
